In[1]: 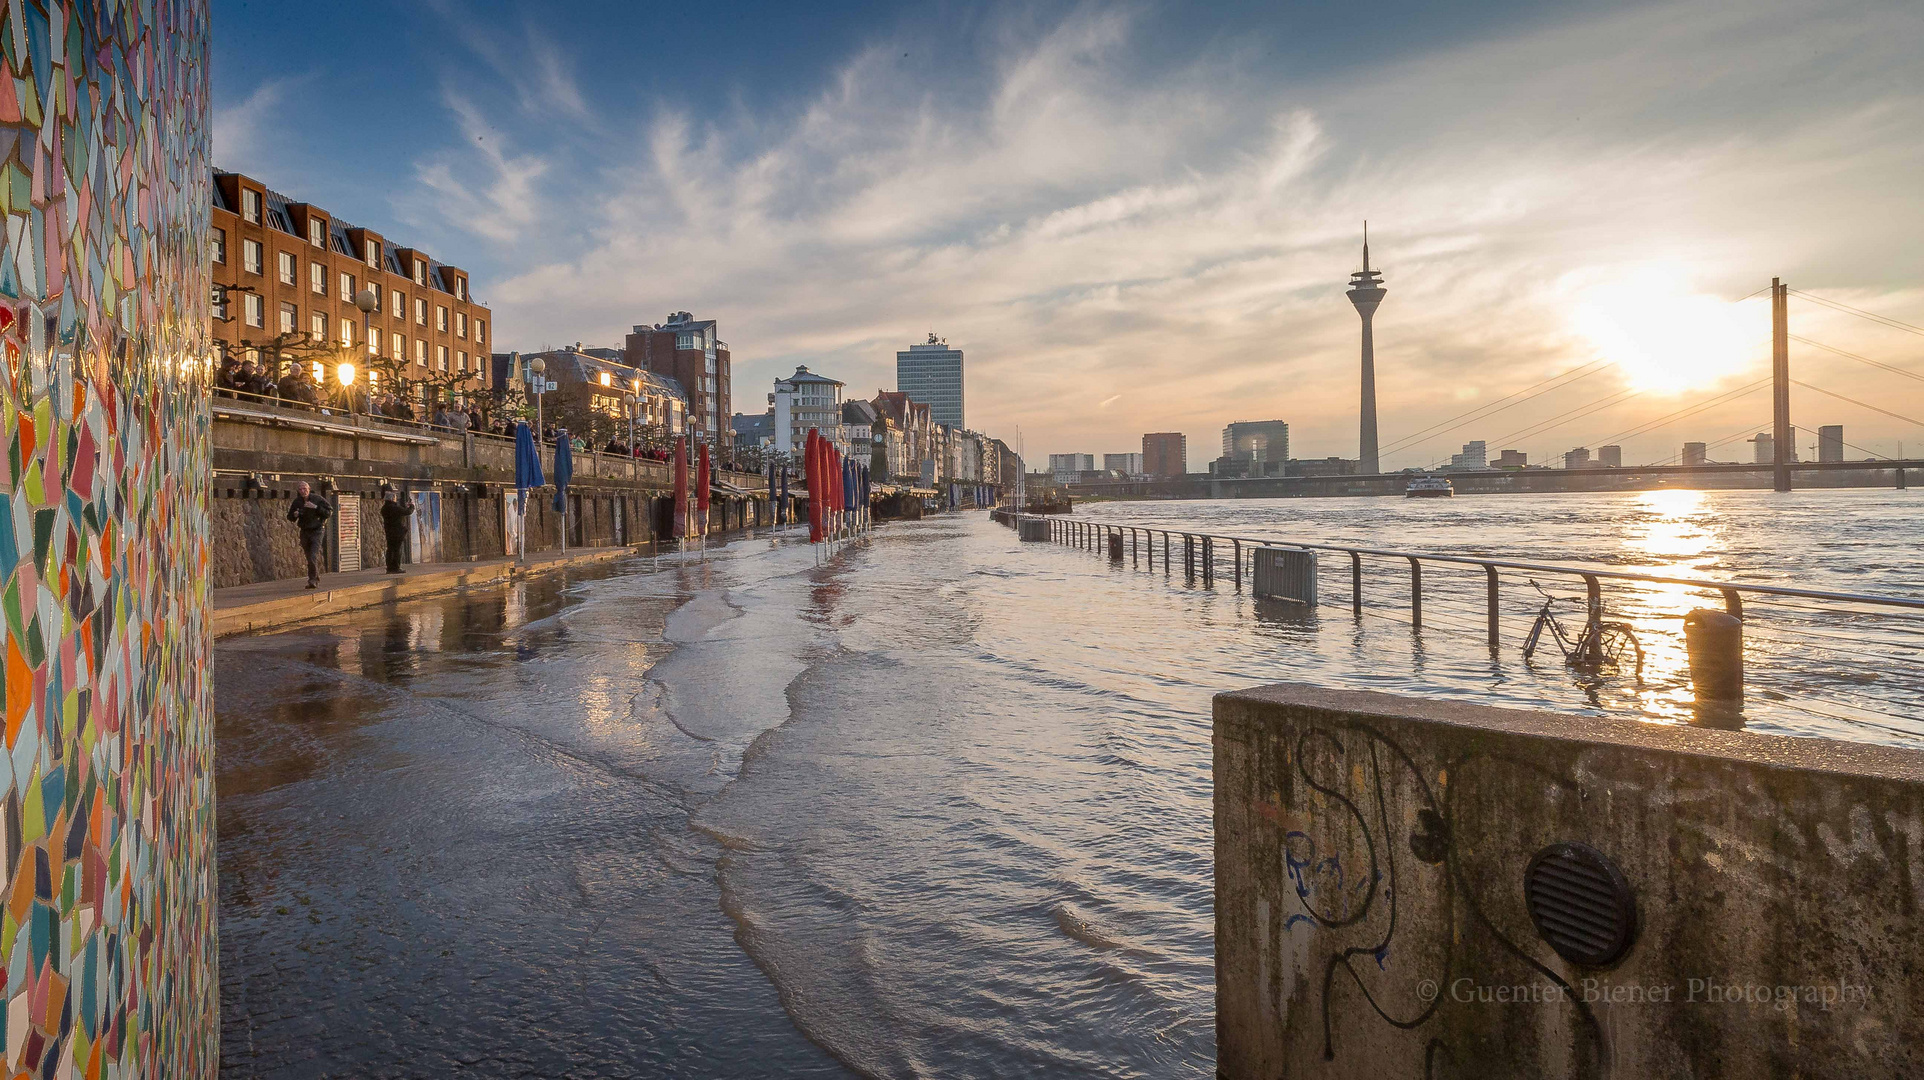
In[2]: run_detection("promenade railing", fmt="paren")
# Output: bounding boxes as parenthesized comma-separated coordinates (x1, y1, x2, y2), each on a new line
(1005, 512, 1924, 740)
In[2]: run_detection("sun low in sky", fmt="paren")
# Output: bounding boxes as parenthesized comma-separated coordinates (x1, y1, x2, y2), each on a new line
(1571, 267, 1766, 395)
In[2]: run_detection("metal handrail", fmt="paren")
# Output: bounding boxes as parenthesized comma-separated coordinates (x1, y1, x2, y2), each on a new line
(1024, 513, 1924, 613)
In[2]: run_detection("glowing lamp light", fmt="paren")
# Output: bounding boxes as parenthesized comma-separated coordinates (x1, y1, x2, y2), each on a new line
(336, 361, 357, 387)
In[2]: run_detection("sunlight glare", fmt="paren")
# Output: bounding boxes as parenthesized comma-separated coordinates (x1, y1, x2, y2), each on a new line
(1573, 268, 1757, 394)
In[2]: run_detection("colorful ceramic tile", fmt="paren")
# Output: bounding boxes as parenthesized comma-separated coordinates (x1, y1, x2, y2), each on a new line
(0, 1, 215, 1076)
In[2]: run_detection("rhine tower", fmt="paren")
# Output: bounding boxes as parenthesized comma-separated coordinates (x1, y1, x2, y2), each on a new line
(1346, 225, 1387, 475)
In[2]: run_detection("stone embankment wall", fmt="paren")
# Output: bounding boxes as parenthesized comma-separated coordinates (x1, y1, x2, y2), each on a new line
(1215, 683, 1924, 1079)
(0, 1, 218, 1074)
(208, 405, 772, 587)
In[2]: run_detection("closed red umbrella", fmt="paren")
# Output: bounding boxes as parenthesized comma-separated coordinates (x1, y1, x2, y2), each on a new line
(673, 439, 688, 540)
(806, 429, 823, 543)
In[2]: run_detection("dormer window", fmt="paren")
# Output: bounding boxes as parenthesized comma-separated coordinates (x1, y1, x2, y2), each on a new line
(365, 239, 380, 268)
(309, 218, 325, 247)
(412, 259, 426, 285)
(242, 190, 261, 223)
(455, 277, 467, 301)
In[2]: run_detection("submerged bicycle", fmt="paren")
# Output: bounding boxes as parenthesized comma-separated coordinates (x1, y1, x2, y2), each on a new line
(1522, 580, 1645, 682)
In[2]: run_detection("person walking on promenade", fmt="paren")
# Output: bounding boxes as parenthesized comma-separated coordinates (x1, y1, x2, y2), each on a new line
(287, 481, 333, 589)
(380, 487, 415, 574)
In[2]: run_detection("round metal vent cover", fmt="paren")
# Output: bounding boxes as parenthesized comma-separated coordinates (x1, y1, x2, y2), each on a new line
(1524, 842, 1637, 968)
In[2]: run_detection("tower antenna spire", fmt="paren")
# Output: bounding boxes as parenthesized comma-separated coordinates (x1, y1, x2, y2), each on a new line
(1363, 220, 1370, 272)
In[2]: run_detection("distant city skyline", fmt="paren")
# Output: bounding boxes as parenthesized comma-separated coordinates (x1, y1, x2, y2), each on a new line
(214, 0, 1924, 469)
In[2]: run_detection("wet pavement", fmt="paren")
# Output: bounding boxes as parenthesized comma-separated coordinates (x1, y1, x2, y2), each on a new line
(215, 549, 853, 1078)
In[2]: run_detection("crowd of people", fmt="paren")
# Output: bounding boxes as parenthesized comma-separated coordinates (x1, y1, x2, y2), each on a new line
(215, 354, 767, 472)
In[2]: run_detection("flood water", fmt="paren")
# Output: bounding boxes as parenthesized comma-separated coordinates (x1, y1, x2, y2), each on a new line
(214, 489, 1922, 1077)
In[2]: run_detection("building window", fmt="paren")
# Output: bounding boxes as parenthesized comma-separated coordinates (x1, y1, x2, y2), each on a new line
(309, 217, 325, 247)
(241, 239, 262, 275)
(390, 290, 404, 319)
(455, 312, 467, 338)
(436, 345, 448, 371)
(244, 293, 264, 328)
(415, 339, 427, 366)
(474, 319, 485, 344)
(457, 350, 467, 371)
(391, 332, 403, 360)
(311, 262, 325, 295)
(278, 302, 296, 335)
(415, 298, 426, 325)
(340, 317, 355, 347)
(364, 239, 380, 268)
(211, 228, 226, 264)
(212, 288, 227, 321)
(455, 277, 467, 301)
(436, 305, 448, 332)
(277, 250, 295, 285)
(412, 259, 426, 285)
(242, 189, 261, 223)
(311, 312, 326, 340)
(340, 271, 355, 299)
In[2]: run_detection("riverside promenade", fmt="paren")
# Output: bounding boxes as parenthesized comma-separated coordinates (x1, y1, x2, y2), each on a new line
(212, 545, 642, 637)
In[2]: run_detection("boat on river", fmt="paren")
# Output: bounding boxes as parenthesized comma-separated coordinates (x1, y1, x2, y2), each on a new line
(1405, 475, 1454, 497)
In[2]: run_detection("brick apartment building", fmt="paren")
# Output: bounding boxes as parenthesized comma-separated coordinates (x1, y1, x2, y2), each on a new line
(210, 170, 492, 400)
(625, 312, 731, 447)
(1142, 432, 1187, 477)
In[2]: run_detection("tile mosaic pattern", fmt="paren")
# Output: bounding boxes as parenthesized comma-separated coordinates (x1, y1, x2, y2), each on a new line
(0, 1, 216, 1077)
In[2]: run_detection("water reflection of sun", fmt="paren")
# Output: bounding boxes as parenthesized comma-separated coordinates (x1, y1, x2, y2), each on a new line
(1620, 489, 1725, 721)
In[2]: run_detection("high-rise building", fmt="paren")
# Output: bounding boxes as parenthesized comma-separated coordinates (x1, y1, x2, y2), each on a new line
(1682, 442, 1708, 466)
(1448, 441, 1487, 469)
(1598, 445, 1622, 468)
(1564, 447, 1592, 470)
(1142, 433, 1187, 478)
(1346, 226, 1386, 475)
(1049, 453, 1095, 476)
(771, 365, 844, 454)
(1496, 449, 1527, 469)
(211, 171, 493, 402)
(1104, 453, 1144, 475)
(897, 333, 965, 428)
(1819, 425, 1844, 462)
(1752, 429, 1800, 464)
(1222, 421, 1290, 470)
(626, 312, 732, 447)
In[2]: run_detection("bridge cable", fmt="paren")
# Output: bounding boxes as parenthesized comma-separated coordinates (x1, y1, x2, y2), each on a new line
(1791, 380, 1924, 430)
(1379, 360, 1612, 458)
(1789, 335, 1924, 384)
(1789, 289, 1924, 338)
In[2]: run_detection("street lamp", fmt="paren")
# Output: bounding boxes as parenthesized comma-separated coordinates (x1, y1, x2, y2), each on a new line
(529, 354, 547, 434)
(336, 359, 357, 417)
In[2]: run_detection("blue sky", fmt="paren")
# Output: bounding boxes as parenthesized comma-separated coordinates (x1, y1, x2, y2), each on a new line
(214, 0, 1924, 468)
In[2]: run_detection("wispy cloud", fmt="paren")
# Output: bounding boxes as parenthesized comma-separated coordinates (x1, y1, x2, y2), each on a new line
(211, 75, 309, 174)
(416, 0, 1924, 466)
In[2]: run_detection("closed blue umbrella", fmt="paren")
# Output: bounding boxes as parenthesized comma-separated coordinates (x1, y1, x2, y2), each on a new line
(778, 463, 789, 525)
(514, 421, 544, 490)
(552, 429, 573, 513)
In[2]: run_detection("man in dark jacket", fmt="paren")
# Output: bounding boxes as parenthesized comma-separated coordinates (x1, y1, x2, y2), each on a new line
(380, 487, 415, 574)
(287, 481, 333, 588)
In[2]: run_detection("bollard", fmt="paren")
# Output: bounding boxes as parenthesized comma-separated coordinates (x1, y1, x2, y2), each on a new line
(1684, 608, 1744, 702)
(1108, 532, 1123, 562)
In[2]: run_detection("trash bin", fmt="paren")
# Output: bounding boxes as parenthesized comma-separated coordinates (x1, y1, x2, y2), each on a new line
(1684, 608, 1743, 702)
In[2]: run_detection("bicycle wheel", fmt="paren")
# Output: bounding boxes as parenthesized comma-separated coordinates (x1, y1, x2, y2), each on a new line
(1600, 622, 1645, 681)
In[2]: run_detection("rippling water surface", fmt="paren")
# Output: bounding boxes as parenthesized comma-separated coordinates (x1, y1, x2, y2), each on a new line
(216, 489, 1920, 1078)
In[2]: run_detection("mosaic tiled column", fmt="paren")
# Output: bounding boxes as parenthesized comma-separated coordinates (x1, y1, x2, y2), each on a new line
(0, 1, 217, 1077)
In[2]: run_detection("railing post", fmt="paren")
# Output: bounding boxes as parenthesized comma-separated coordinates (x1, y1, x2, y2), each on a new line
(1408, 557, 1422, 629)
(1202, 536, 1214, 587)
(1720, 587, 1744, 620)
(1351, 551, 1363, 617)
(1132, 528, 1139, 567)
(1163, 532, 1172, 576)
(1185, 534, 1196, 582)
(1232, 539, 1241, 591)
(1485, 565, 1500, 650)
(1582, 574, 1604, 666)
